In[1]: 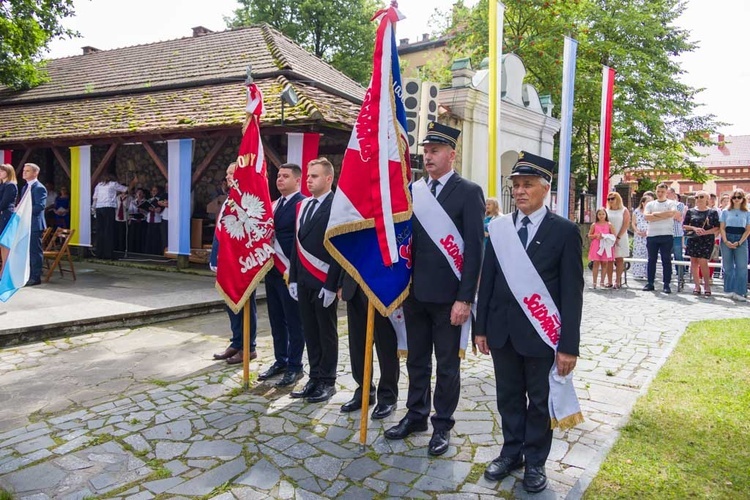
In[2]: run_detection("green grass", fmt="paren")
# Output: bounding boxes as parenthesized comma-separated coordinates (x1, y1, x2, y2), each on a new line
(0, 488, 13, 500)
(585, 319, 750, 499)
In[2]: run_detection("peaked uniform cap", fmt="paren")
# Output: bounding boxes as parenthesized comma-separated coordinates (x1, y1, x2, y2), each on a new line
(509, 151, 556, 182)
(419, 121, 461, 149)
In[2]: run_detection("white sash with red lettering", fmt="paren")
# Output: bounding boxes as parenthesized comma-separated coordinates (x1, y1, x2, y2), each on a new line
(295, 198, 329, 283)
(412, 179, 471, 358)
(272, 198, 291, 279)
(489, 214, 584, 430)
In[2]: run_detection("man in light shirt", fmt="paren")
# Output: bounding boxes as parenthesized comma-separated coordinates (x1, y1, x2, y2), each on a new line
(644, 183, 679, 293)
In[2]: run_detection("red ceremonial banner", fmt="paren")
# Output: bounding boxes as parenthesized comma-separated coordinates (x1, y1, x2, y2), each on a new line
(215, 83, 275, 313)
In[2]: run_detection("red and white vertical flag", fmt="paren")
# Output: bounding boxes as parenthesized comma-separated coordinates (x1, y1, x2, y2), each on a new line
(0, 150, 12, 164)
(215, 83, 275, 312)
(286, 132, 320, 197)
(597, 66, 615, 207)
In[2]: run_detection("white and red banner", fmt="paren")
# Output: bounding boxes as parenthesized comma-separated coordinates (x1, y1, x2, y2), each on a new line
(597, 66, 615, 208)
(215, 83, 275, 313)
(0, 150, 12, 165)
(556, 36, 577, 218)
(324, 5, 413, 316)
(286, 132, 320, 197)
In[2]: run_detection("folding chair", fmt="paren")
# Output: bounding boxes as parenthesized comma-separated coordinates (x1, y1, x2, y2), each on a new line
(43, 228, 77, 282)
(40, 227, 54, 249)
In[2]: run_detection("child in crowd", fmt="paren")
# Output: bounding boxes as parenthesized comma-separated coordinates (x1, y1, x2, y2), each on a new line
(588, 208, 616, 288)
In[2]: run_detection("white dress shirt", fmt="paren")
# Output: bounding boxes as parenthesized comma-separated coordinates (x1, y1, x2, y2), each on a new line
(516, 205, 548, 249)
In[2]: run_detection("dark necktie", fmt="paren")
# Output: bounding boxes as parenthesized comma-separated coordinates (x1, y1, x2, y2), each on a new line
(518, 216, 531, 248)
(303, 199, 318, 226)
(430, 179, 440, 197)
(275, 196, 286, 215)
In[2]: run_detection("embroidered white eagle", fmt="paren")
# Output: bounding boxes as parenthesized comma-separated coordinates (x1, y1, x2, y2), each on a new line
(222, 193, 273, 247)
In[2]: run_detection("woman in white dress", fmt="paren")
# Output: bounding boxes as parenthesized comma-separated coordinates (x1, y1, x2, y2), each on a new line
(606, 192, 630, 288)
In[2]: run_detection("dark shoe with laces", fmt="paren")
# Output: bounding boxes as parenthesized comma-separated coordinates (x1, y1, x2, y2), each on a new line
(384, 417, 428, 440)
(290, 379, 316, 398)
(642, 284, 655, 291)
(276, 370, 304, 387)
(306, 383, 336, 403)
(258, 363, 286, 380)
(428, 429, 450, 456)
(213, 347, 239, 360)
(523, 464, 548, 493)
(484, 455, 524, 482)
(371, 402, 396, 420)
(340, 393, 374, 413)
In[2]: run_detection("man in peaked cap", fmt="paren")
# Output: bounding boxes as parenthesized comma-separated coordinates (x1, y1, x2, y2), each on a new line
(474, 151, 584, 492)
(384, 121, 485, 456)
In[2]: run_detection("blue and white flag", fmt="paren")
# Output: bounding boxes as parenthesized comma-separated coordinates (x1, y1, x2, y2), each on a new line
(0, 191, 32, 302)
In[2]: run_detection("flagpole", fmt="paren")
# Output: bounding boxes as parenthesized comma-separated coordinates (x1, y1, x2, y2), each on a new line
(359, 302, 376, 448)
(243, 301, 250, 389)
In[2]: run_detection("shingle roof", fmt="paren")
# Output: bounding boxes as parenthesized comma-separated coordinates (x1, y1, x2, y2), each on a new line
(694, 135, 750, 167)
(0, 24, 365, 146)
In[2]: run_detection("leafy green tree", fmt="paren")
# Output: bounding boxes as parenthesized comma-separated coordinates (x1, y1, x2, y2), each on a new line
(438, 0, 719, 185)
(227, 0, 383, 85)
(0, 0, 77, 89)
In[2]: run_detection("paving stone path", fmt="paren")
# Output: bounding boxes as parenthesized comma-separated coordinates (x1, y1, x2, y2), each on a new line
(1, 283, 748, 499)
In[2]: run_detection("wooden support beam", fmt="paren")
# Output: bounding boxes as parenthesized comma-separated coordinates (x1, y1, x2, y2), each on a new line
(15, 148, 34, 175)
(90, 143, 119, 186)
(191, 136, 227, 185)
(142, 141, 168, 179)
(262, 138, 283, 169)
(51, 147, 71, 178)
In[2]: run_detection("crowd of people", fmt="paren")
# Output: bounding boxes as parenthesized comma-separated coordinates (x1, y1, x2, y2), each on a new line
(208, 123, 583, 494)
(589, 182, 750, 299)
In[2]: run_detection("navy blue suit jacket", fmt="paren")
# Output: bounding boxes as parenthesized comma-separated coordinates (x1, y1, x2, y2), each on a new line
(21, 181, 47, 232)
(273, 192, 305, 265)
(476, 209, 584, 357)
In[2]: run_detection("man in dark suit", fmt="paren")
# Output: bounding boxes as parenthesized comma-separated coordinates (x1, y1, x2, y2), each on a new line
(21, 163, 48, 286)
(384, 122, 485, 456)
(474, 152, 583, 493)
(288, 157, 341, 404)
(338, 272, 399, 419)
(257, 163, 306, 387)
(210, 162, 258, 365)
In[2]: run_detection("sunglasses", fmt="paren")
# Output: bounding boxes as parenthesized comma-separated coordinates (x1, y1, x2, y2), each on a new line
(732, 196, 744, 200)
(607, 197, 616, 201)
(696, 195, 706, 199)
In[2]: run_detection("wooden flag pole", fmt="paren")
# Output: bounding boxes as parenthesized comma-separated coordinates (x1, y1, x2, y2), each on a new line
(359, 302, 376, 448)
(243, 301, 251, 389)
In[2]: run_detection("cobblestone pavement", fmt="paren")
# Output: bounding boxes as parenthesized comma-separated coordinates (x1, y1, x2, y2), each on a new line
(1, 283, 748, 499)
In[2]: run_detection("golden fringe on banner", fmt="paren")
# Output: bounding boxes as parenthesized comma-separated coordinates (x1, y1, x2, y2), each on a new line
(551, 411, 585, 431)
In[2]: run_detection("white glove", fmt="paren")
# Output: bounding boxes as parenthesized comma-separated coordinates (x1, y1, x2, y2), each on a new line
(319, 288, 336, 308)
(288, 282, 298, 301)
(210, 264, 217, 273)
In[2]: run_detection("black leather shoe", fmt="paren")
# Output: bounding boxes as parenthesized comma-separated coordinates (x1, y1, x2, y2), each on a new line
(484, 455, 524, 482)
(384, 417, 428, 440)
(290, 379, 316, 398)
(341, 397, 362, 413)
(258, 363, 286, 380)
(213, 347, 239, 360)
(340, 393, 375, 413)
(663, 284, 672, 294)
(306, 384, 336, 403)
(371, 402, 396, 420)
(428, 429, 450, 456)
(25, 279, 41, 287)
(276, 370, 304, 388)
(642, 284, 655, 291)
(523, 465, 548, 493)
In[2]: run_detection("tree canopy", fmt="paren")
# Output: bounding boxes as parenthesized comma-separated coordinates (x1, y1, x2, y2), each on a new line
(0, 0, 77, 90)
(226, 0, 383, 86)
(438, 0, 719, 186)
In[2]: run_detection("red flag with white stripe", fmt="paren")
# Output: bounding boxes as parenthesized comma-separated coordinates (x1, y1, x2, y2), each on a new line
(597, 66, 615, 207)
